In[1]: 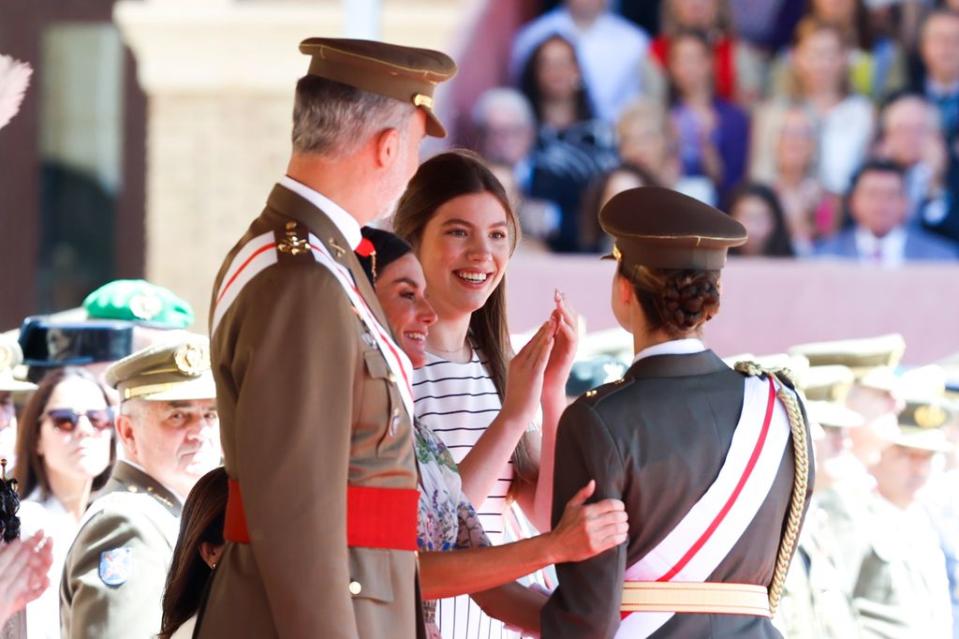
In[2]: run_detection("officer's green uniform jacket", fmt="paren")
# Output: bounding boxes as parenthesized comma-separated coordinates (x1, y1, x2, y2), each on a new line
(60, 461, 182, 638)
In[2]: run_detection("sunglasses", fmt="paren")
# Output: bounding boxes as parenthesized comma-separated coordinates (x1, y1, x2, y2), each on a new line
(45, 408, 114, 432)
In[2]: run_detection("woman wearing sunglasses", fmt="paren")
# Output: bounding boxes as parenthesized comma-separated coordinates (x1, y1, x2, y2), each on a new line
(14, 367, 116, 639)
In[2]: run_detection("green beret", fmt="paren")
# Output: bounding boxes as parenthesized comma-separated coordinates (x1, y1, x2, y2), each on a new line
(83, 279, 194, 329)
(105, 336, 215, 402)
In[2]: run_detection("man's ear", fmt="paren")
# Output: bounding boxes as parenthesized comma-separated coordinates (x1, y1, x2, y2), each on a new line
(373, 127, 400, 169)
(115, 413, 137, 458)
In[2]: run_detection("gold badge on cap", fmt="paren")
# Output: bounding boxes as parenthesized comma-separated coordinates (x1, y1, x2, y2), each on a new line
(174, 342, 209, 377)
(130, 293, 163, 321)
(413, 94, 433, 109)
(914, 404, 948, 429)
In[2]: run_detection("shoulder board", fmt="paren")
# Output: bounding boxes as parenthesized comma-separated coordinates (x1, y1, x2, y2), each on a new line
(579, 376, 631, 406)
(276, 220, 312, 258)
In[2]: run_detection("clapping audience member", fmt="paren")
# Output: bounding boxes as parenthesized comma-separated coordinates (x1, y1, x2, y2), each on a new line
(510, 0, 651, 123)
(753, 18, 875, 198)
(759, 105, 839, 253)
(519, 34, 618, 252)
(650, 0, 765, 105)
(768, 0, 907, 100)
(471, 89, 560, 248)
(617, 98, 717, 204)
(728, 183, 797, 257)
(15, 368, 115, 639)
(159, 467, 226, 639)
(0, 532, 53, 628)
(914, 9, 959, 150)
(666, 29, 750, 203)
(816, 160, 959, 262)
(875, 92, 949, 222)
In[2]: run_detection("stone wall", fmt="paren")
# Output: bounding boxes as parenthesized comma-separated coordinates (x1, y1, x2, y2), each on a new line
(114, 0, 473, 327)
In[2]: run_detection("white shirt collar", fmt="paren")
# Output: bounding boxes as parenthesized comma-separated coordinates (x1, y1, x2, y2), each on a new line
(278, 175, 362, 250)
(632, 338, 707, 364)
(854, 225, 906, 267)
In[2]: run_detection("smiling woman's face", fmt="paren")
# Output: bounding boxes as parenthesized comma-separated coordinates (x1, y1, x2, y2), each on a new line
(415, 191, 512, 322)
(373, 253, 437, 369)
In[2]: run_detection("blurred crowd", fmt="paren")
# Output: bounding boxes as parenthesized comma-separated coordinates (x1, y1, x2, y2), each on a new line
(462, 0, 959, 260)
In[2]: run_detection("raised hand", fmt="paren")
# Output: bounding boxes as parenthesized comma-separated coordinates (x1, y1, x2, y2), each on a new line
(547, 480, 628, 564)
(0, 531, 53, 625)
(542, 290, 580, 398)
(501, 318, 556, 428)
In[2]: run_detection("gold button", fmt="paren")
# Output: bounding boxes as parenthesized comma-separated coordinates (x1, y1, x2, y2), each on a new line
(349, 580, 362, 596)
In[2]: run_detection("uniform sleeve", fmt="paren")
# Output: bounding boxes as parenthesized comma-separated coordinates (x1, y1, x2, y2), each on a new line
(227, 262, 360, 638)
(61, 509, 171, 639)
(541, 400, 627, 639)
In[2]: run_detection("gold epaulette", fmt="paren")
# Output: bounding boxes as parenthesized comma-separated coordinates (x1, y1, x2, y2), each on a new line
(733, 361, 798, 390)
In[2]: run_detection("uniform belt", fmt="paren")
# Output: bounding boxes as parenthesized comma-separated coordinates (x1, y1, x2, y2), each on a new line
(225, 479, 419, 551)
(621, 582, 771, 617)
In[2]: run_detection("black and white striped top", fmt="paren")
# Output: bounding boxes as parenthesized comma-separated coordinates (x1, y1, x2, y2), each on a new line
(414, 347, 517, 639)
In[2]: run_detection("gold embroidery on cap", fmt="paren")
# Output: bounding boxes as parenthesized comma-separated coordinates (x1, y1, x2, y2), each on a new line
(174, 343, 208, 377)
(914, 404, 947, 429)
(413, 94, 433, 109)
(612, 244, 622, 261)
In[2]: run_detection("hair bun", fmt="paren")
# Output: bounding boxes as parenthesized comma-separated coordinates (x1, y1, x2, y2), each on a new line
(657, 271, 721, 333)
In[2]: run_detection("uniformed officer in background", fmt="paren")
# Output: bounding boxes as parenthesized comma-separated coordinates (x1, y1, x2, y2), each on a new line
(60, 336, 219, 638)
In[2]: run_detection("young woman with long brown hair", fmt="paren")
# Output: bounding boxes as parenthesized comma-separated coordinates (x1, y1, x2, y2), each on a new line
(159, 466, 226, 639)
(393, 150, 578, 638)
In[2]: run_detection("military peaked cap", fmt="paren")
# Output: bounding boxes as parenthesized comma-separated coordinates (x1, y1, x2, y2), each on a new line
(600, 187, 746, 271)
(105, 336, 215, 402)
(299, 37, 457, 138)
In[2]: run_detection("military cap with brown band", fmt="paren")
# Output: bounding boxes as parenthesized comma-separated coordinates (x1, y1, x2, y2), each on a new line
(105, 336, 215, 403)
(299, 37, 457, 138)
(599, 187, 747, 272)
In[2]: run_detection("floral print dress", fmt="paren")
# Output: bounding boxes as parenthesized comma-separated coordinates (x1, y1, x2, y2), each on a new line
(414, 419, 490, 637)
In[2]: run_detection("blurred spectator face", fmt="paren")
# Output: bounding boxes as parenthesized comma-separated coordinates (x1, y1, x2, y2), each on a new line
(811, 0, 856, 26)
(873, 445, 935, 507)
(118, 399, 220, 498)
(477, 109, 534, 168)
(535, 37, 582, 103)
(37, 377, 113, 489)
(849, 169, 908, 237)
(668, 36, 714, 97)
(0, 392, 16, 465)
(373, 254, 437, 370)
(775, 108, 817, 176)
(795, 28, 846, 95)
(921, 13, 959, 85)
(601, 170, 645, 210)
(880, 97, 938, 168)
(671, 0, 719, 30)
(618, 105, 673, 177)
(565, 0, 608, 22)
(731, 195, 775, 255)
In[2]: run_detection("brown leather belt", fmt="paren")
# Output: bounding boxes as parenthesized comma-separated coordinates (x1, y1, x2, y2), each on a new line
(225, 478, 419, 551)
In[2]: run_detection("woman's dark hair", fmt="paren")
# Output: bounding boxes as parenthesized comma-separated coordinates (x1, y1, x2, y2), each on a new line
(392, 150, 537, 487)
(519, 34, 594, 126)
(728, 183, 796, 257)
(579, 164, 661, 253)
(666, 29, 715, 106)
(160, 466, 227, 639)
(619, 264, 723, 337)
(14, 367, 116, 500)
(807, 0, 874, 50)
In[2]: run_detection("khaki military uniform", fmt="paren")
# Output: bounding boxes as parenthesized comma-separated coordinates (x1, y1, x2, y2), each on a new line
(60, 461, 182, 638)
(197, 184, 421, 639)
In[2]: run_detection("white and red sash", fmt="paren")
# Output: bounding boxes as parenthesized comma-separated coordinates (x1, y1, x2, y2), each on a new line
(210, 230, 414, 421)
(617, 375, 792, 638)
